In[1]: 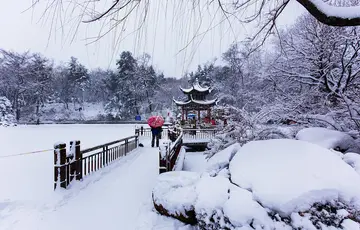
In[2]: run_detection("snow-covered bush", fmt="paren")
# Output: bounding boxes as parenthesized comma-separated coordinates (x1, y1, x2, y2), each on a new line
(205, 107, 298, 159)
(296, 127, 360, 154)
(0, 96, 16, 126)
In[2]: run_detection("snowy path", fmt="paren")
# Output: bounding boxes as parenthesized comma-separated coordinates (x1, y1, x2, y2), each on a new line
(0, 141, 187, 230)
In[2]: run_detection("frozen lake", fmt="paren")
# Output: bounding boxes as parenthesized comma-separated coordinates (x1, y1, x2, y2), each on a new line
(0, 124, 144, 202)
(0, 124, 143, 155)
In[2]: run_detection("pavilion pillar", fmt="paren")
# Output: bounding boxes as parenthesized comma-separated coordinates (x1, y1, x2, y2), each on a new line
(198, 110, 200, 121)
(185, 110, 188, 120)
(207, 108, 211, 118)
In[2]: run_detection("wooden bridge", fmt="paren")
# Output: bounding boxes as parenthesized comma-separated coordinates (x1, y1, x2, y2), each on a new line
(54, 127, 218, 190)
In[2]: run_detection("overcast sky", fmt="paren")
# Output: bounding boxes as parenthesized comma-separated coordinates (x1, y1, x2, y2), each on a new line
(0, 1, 305, 77)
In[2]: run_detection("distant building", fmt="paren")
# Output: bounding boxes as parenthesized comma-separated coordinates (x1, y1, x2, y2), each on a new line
(173, 78, 217, 121)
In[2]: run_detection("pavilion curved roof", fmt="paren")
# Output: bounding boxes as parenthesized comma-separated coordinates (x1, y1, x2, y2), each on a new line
(173, 96, 217, 106)
(180, 78, 210, 94)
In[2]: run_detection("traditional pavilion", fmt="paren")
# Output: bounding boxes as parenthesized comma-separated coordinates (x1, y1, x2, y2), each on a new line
(173, 78, 217, 121)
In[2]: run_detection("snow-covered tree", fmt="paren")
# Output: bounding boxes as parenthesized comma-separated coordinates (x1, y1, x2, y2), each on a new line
(0, 50, 38, 120)
(105, 51, 138, 119)
(86, 68, 112, 103)
(105, 51, 167, 119)
(270, 14, 360, 131)
(54, 57, 89, 110)
(0, 96, 16, 126)
(135, 53, 162, 114)
(27, 53, 53, 121)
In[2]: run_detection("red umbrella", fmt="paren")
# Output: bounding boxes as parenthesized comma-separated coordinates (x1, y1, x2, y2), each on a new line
(147, 115, 165, 128)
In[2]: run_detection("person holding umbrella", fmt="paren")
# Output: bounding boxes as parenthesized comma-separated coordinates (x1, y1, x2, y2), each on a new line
(147, 115, 165, 148)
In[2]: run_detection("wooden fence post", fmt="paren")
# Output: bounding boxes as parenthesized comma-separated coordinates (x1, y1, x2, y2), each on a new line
(70, 140, 82, 181)
(102, 145, 106, 167)
(159, 145, 167, 174)
(105, 145, 109, 165)
(135, 128, 139, 136)
(54, 142, 67, 190)
(125, 139, 129, 155)
(166, 144, 170, 171)
(135, 135, 139, 147)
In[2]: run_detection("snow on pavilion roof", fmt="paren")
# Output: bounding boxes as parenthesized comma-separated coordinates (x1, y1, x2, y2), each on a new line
(180, 78, 210, 94)
(173, 97, 217, 106)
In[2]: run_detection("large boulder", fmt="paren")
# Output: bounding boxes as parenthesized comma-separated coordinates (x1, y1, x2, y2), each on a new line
(296, 127, 360, 154)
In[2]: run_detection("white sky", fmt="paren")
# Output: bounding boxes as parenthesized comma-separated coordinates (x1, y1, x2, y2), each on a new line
(0, 1, 305, 77)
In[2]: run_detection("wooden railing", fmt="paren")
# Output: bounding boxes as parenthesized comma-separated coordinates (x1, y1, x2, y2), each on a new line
(181, 128, 217, 141)
(159, 132, 183, 174)
(135, 127, 170, 138)
(135, 127, 217, 141)
(157, 128, 219, 174)
(81, 135, 138, 176)
(54, 135, 139, 190)
(135, 127, 152, 137)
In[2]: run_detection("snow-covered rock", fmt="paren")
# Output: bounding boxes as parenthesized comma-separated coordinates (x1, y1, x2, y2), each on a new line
(223, 185, 274, 229)
(229, 139, 360, 216)
(342, 219, 360, 230)
(152, 171, 200, 224)
(195, 175, 230, 212)
(154, 139, 360, 229)
(296, 127, 360, 154)
(195, 175, 231, 229)
(343, 152, 360, 175)
(206, 143, 240, 176)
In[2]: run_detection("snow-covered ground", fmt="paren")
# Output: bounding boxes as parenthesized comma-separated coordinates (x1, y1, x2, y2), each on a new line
(3, 124, 360, 230)
(0, 124, 139, 203)
(183, 152, 207, 172)
(0, 125, 186, 230)
(0, 140, 187, 230)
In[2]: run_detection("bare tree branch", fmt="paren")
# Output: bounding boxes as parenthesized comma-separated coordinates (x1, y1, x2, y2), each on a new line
(296, 0, 360, 26)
